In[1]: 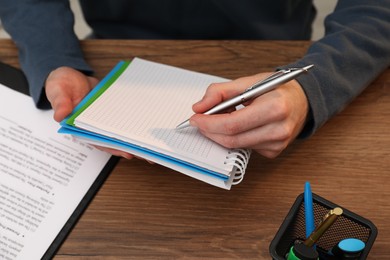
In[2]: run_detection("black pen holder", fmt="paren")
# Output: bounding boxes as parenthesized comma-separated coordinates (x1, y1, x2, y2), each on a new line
(269, 193, 377, 259)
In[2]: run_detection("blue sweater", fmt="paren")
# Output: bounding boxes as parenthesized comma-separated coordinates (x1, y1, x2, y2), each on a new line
(0, 0, 389, 137)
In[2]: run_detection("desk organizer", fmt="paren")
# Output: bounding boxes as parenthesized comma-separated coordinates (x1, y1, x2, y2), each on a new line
(269, 193, 377, 259)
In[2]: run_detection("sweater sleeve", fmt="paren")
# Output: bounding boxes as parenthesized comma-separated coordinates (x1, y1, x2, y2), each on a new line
(283, 0, 390, 138)
(0, 0, 93, 109)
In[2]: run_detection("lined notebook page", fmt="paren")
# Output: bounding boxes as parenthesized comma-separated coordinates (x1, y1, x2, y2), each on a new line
(75, 58, 234, 174)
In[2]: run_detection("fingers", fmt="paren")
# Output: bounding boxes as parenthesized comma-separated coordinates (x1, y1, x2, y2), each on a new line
(192, 75, 264, 113)
(94, 145, 155, 164)
(51, 95, 74, 122)
(94, 146, 135, 159)
(46, 67, 155, 163)
(197, 116, 292, 158)
(190, 78, 309, 158)
(191, 90, 288, 139)
(45, 67, 97, 122)
(193, 99, 290, 142)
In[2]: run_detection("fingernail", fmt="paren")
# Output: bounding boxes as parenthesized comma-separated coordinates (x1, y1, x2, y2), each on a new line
(189, 119, 197, 127)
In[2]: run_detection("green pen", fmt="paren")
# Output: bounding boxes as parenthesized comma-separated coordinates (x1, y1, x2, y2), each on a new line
(287, 243, 319, 260)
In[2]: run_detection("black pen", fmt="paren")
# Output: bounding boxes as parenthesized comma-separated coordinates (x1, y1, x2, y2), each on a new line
(176, 64, 314, 130)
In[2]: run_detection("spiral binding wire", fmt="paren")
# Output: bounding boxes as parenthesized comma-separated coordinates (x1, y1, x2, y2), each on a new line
(224, 149, 251, 185)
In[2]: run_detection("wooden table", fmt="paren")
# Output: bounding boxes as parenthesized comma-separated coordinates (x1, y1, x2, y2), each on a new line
(1, 40, 389, 259)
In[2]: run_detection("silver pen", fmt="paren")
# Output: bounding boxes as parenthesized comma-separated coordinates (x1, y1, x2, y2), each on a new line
(176, 64, 314, 130)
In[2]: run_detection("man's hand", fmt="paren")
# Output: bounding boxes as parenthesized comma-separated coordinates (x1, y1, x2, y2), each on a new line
(45, 66, 136, 159)
(45, 66, 98, 122)
(189, 73, 309, 158)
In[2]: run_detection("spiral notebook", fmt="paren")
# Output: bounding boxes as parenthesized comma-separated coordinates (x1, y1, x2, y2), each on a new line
(59, 58, 251, 189)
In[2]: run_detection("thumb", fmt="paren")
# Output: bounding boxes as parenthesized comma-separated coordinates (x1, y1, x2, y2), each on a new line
(192, 81, 241, 113)
(192, 84, 221, 113)
(192, 73, 276, 114)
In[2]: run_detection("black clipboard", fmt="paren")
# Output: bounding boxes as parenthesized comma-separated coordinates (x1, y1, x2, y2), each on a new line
(0, 61, 119, 259)
(41, 156, 119, 260)
(0, 61, 30, 95)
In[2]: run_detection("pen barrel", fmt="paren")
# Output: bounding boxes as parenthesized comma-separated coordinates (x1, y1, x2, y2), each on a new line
(204, 67, 309, 115)
(304, 182, 315, 238)
(304, 213, 340, 247)
(242, 68, 307, 99)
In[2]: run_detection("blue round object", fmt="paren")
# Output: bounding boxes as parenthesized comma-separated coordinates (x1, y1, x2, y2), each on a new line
(338, 238, 365, 253)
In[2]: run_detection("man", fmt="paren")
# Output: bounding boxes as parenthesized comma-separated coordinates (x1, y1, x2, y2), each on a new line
(1, 0, 389, 159)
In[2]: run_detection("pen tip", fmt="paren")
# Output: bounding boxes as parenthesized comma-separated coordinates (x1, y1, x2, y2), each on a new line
(176, 120, 190, 130)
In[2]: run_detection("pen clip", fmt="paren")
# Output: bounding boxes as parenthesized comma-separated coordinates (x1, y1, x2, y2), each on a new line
(244, 69, 288, 92)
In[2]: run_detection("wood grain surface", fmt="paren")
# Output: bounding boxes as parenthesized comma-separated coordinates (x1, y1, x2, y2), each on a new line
(1, 39, 389, 259)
